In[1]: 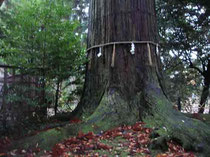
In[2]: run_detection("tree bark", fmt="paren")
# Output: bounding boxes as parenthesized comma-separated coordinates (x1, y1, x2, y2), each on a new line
(73, 0, 159, 118)
(38, 70, 47, 119)
(199, 60, 210, 114)
(72, 0, 210, 155)
(54, 81, 60, 116)
(2, 68, 8, 133)
(198, 81, 209, 114)
(177, 97, 181, 111)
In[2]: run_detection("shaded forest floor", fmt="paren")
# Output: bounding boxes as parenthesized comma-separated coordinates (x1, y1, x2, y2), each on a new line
(0, 113, 210, 157)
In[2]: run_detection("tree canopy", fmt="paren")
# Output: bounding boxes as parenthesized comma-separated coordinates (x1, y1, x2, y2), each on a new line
(0, 0, 86, 81)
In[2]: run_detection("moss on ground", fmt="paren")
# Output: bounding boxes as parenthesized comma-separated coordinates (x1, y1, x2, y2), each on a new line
(184, 113, 210, 125)
(144, 86, 210, 156)
(10, 124, 79, 152)
(8, 86, 210, 157)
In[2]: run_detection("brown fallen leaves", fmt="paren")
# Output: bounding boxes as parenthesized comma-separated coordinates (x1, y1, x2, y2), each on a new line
(49, 122, 195, 157)
(4, 121, 196, 157)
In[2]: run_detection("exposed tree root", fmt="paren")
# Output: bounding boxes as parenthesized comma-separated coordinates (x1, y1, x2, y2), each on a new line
(8, 86, 210, 156)
(143, 85, 210, 156)
(80, 84, 210, 155)
(81, 88, 140, 133)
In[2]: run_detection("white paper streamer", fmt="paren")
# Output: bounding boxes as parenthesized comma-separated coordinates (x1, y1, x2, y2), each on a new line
(147, 43, 152, 65)
(156, 44, 159, 55)
(130, 42, 135, 55)
(97, 47, 102, 57)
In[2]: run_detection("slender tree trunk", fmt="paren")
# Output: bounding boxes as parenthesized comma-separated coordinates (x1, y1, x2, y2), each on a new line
(42, 79, 46, 116)
(72, 0, 210, 154)
(54, 81, 60, 116)
(2, 68, 8, 133)
(199, 60, 210, 114)
(177, 97, 181, 111)
(198, 81, 209, 114)
(39, 70, 47, 118)
(2, 68, 7, 112)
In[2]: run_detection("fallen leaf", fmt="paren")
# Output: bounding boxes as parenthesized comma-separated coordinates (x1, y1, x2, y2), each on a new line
(0, 153, 6, 157)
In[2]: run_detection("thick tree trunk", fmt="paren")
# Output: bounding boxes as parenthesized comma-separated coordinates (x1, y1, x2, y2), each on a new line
(72, 0, 210, 155)
(73, 0, 159, 118)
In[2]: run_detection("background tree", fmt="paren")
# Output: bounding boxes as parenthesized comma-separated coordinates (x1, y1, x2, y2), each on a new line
(0, 0, 86, 115)
(156, 0, 210, 113)
(72, 0, 89, 37)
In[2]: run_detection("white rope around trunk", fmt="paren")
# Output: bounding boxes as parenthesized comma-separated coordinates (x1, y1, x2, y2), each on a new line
(87, 41, 160, 68)
(87, 41, 159, 52)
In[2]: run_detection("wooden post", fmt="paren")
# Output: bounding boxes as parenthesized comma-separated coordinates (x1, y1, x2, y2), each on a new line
(2, 67, 8, 131)
(111, 44, 116, 68)
(147, 43, 152, 65)
(2, 68, 8, 107)
(12, 68, 16, 82)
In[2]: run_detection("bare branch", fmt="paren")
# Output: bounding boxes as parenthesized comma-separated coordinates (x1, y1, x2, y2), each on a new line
(189, 62, 204, 76)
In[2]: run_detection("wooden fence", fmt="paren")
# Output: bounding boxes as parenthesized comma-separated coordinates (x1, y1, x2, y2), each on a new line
(0, 64, 43, 132)
(0, 64, 18, 110)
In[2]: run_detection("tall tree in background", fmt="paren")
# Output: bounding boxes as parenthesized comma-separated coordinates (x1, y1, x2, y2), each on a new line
(72, 0, 210, 154)
(0, 0, 85, 115)
(71, 0, 89, 45)
(157, 0, 210, 113)
(72, 0, 89, 31)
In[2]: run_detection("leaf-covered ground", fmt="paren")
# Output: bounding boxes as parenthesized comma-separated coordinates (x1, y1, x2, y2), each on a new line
(1, 121, 196, 157)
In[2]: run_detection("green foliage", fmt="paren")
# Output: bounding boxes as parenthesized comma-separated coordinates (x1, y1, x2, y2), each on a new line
(0, 0, 86, 114)
(6, 84, 39, 107)
(0, 0, 86, 81)
(156, 0, 209, 109)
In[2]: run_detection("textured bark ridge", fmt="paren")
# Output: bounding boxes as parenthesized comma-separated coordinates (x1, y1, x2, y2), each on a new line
(72, 0, 210, 155)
